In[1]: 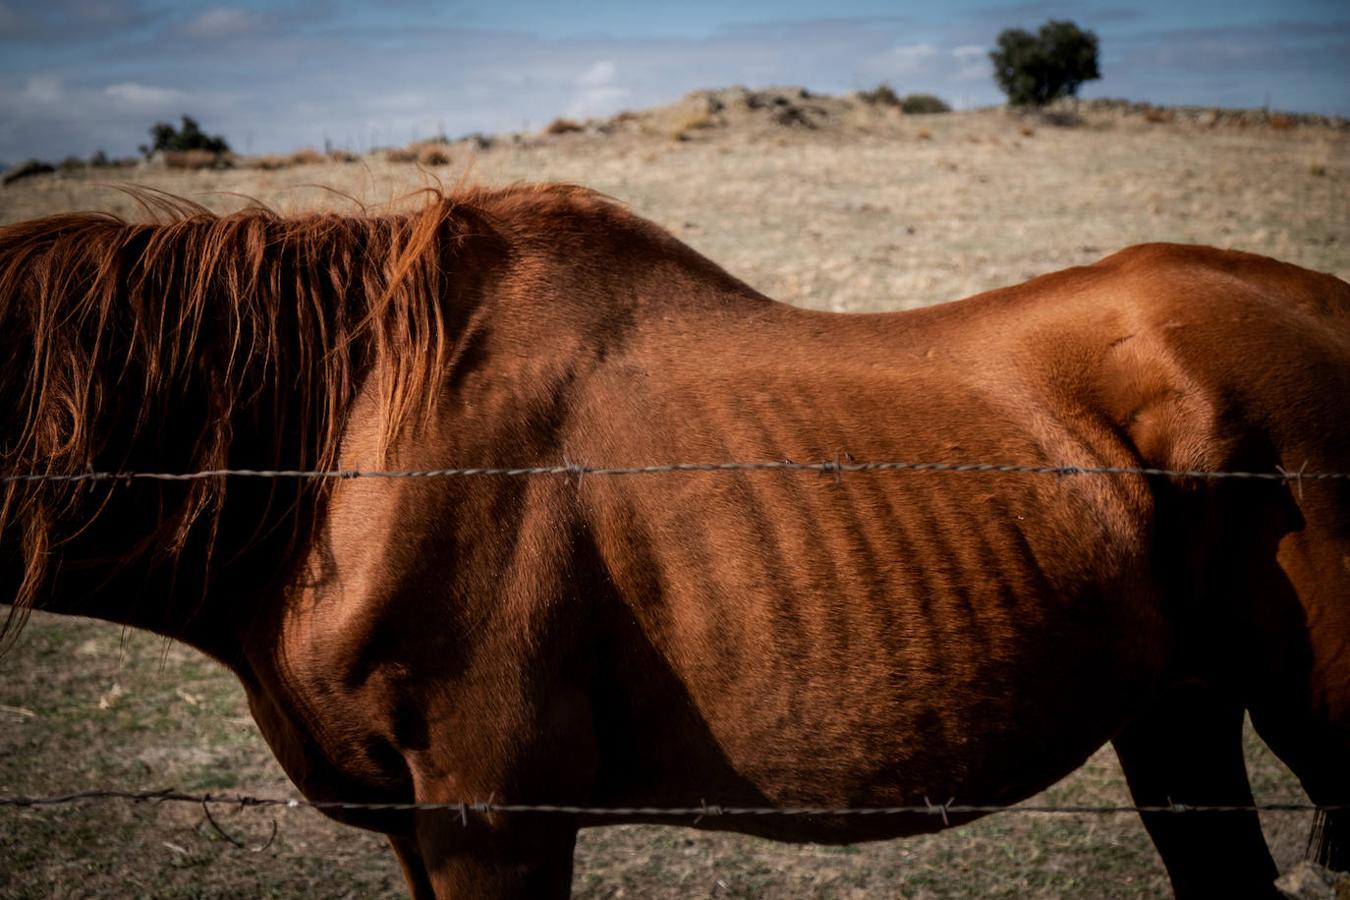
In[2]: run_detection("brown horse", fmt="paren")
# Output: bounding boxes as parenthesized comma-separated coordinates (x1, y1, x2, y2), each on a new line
(1, 185, 1347, 898)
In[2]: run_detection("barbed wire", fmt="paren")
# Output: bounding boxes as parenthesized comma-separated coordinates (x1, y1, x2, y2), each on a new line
(1, 789, 1340, 821)
(4, 456, 1345, 854)
(1, 459, 1345, 485)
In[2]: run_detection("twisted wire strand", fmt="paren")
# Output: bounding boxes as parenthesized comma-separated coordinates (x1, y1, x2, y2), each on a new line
(0, 789, 1340, 818)
(2, 460, 1346, 485)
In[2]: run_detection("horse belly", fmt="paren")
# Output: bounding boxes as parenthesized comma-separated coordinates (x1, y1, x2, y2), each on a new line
(590, 466, 1168, 841)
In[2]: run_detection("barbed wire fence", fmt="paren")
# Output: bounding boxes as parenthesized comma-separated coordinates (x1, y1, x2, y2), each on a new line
(1, 788, 1342, 819)
(3, 458, 1347, 484)
(3, 456, 1347, 857)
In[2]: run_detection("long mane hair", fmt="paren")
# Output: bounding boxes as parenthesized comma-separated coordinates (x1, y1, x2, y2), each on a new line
(0, 189, 481, 642)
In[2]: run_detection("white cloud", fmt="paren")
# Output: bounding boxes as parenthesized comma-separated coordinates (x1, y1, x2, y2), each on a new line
(565, 59, 629, 119)
(951, 45, 988, 82)
(876, 43, 940, 77)
(181, 6, 259, 39)
(0, 76, 240, 161)
(105, 82, 186, 108)
(577, 60, 617, 87)
(565, 85, 630, 118)
(20, 75, 64, 104)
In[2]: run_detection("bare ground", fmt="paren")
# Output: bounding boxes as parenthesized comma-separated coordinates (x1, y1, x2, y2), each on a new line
(1, 99, 1347, 897)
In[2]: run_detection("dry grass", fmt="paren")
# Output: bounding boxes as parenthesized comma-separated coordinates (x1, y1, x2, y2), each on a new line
(1, 104, 1347, 896)
(0, 613, 1324, 898)
(163, 149, 230, 170)
(289, 147, 325, 166)
(247, 154, 291, 171)
(678, 112, 718, 132)
(246, 148, 336, 170)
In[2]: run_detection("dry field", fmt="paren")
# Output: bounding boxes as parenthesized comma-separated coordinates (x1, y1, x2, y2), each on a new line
(1, 95, 1348, 898)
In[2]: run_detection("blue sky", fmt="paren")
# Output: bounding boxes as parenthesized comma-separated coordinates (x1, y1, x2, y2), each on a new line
(1, 0, 1346, 162)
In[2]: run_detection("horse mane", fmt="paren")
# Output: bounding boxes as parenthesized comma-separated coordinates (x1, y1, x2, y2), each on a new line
(0, 184, 596, 643)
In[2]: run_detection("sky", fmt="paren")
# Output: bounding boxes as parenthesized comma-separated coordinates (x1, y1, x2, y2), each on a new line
(0, 0, 1347, 163)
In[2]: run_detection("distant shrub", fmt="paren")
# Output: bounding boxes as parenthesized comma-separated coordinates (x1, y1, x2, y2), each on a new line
(857, 84, 901, 107)
(384, 147, 418, 164)
(545, 118, 584, 135)
(89, 149, 111, 167)
(990, 20, 1100, 107)
(328, 149, 360, 163)
(3, 159, 55, 186)
(772, 105, 817, 129)
(58, 155, 86, 173)
(139, 115, 231, 157)
(900, 93, 952, 114)
(417, 144, 453, 166)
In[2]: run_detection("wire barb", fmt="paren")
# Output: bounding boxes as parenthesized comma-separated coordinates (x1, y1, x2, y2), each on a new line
(1276, 460, 1309, 502)
(924, 796, 955, 826)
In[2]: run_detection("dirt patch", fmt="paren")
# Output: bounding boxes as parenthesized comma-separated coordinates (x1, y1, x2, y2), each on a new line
(0, 615, 1319, 897)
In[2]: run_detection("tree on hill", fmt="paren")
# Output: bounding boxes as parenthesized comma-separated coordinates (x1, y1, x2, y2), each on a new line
(138, 115, 231, 157)
(989, 20, 1100, 107)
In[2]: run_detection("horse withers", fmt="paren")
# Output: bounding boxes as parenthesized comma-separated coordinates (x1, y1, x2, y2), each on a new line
(1, 185, 1346, 897)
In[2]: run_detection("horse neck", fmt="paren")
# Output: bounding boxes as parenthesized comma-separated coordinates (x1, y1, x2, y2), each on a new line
(0, 204, 463, 663)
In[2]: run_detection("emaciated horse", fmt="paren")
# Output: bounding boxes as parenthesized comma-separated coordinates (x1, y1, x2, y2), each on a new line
(1, 185, 1347, 898)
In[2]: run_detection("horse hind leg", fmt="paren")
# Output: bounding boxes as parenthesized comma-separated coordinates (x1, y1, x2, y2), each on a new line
(1249, 684, 1350, 874)
(1112, 681, 1281, 899)
(1247, 526, 1350, 874)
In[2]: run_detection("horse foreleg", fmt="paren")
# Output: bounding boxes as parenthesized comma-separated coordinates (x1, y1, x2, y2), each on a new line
(390, 834, 437, 899)
(1112, 681, 1280, 899)
(406, 807, 579, 899)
